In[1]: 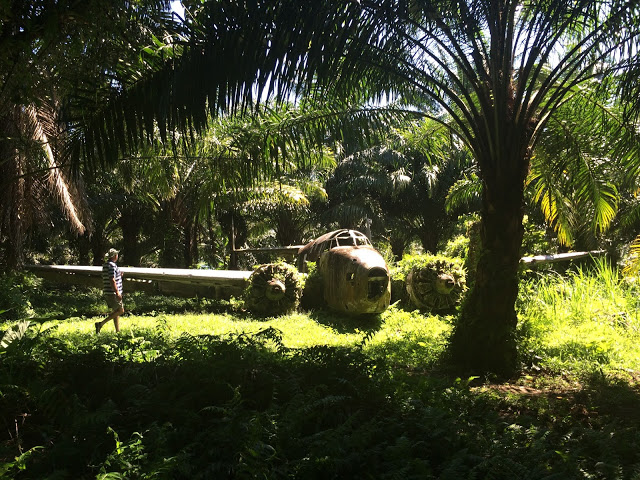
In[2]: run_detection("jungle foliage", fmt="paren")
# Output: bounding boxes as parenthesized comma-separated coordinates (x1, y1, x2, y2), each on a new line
(3, 261, 640, 478)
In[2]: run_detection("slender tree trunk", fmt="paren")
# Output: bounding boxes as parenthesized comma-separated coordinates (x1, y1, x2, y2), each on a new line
(6, 185, 23, 270)
(120, 206, 142, 266)
(417, 227, 439, 255)
(417, 201, 446, 254)
(449, 154, 528, 378)
(90, 226, 108, 265)
(206, 206, 220, 268)
(183, 222, 195, 267)
(158, 201, 184, 268)
(1, 113, 24, 270)
(389, 236, 406, 261)
(192, 223, 199, 264)
(75, 232, 91, 265)
(160, 223, 183, 267)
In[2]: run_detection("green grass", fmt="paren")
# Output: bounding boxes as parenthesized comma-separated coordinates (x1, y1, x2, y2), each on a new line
(3, 266, 640, 479)
(518, 259, 640, 375)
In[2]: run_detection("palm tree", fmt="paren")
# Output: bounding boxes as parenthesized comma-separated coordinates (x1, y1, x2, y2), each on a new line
(446, 85, 634, 253)
(324, 121, 470, 258)
(75, 0, 640, 376)
(527, 89, 634, 251)
(244, 180, 329, 247)
(0, 0, 177, 269)
(109, 99, 369, 268)
(0, 97, 93, 269)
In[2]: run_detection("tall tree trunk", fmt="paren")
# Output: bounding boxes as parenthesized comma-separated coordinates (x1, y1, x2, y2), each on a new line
(5, 173, 24, 270)
(158, 200, 184, 268)
(183, 221, 199, 267)
(218, 210, 247, 271)
(120, 206, 142, 266)
(0, 113, 24, 270)
(206, 206, 220, 268)
(449, 157, 528, 378)
(90, 226, 108, 266)
(191, 223, 199, 265)
(417, 200, 446, 254)
(389, 236, 406, 261)
(160, 223, 183, 267)
(74, 232, 91, 265)
(417, 227, 440, 255)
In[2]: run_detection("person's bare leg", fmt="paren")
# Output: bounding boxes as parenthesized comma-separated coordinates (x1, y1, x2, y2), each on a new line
(95, 313, 113, 333)
(112, 306, 124, 332)
(96, 306, 123, 333)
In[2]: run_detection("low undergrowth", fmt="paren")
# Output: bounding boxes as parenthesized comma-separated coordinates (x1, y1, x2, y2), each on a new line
(1, 262, 640, 478)
(518, 259, 640, 375)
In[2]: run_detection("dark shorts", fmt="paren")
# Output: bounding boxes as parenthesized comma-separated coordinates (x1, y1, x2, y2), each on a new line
(105, 293, 124, 311)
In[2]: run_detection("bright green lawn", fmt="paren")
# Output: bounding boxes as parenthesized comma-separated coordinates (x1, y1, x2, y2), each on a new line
(42, 304, 453, 373)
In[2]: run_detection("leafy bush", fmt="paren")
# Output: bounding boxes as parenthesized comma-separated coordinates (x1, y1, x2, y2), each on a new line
(0, 273, 39, 321)
(518, 258, 640, 374)
(4, 318, 640, 479)
(441, 234, 469, 259)
(300, 261, 324, 310)
(521, 214, 556, 257)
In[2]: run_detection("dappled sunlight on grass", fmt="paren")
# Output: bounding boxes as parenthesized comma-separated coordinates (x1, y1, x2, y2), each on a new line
(37, 307, 449, 366)
(364, 306, 452, 370)
(519, 261, 640, 376)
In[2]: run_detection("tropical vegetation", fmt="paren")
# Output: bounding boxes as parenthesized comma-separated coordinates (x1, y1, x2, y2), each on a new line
(3, 0, 640, 475)
(3, 261, 640, 478)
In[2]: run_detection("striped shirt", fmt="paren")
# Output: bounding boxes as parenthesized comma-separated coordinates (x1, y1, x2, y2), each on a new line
(102, 260, 123, 295)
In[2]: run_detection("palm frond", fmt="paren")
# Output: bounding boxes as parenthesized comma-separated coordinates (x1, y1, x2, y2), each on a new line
(623, 234, 640, 277)
(527, 164, 575, 246)
(25, 106, 87, 235)
(445, 176, 481, 214)
(321, 200, 380, 230)
(529, 82, 639, 246)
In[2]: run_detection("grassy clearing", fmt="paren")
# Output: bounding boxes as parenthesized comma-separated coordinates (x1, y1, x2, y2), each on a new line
(38, 301, 450, 354)
(3, 264, 640, 478)
(518, 260, 640, 376)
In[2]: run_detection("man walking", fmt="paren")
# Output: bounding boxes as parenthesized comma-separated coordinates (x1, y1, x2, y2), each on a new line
(96, 248, 124, 333)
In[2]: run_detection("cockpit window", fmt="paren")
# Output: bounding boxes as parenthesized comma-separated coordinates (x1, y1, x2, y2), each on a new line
(328, 230, 371, 250)
(300, 229, 373, 263)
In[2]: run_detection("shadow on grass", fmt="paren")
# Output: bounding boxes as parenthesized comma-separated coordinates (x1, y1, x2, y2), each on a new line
(3, 323, 640, 479)
(308, 308, 384, 334)
(578, 371, 640, 424)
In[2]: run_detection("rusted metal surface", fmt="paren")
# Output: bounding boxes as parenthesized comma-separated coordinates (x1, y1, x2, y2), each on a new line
(244, 263, 301, 316)
(319, 245, 391, 314)
(406, 265, 465, 311)
(298, 229, 372, 263)
(299, 230, 390, 315)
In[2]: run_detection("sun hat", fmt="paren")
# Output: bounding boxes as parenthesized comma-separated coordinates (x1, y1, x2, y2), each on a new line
(107, 248, 119, 259)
